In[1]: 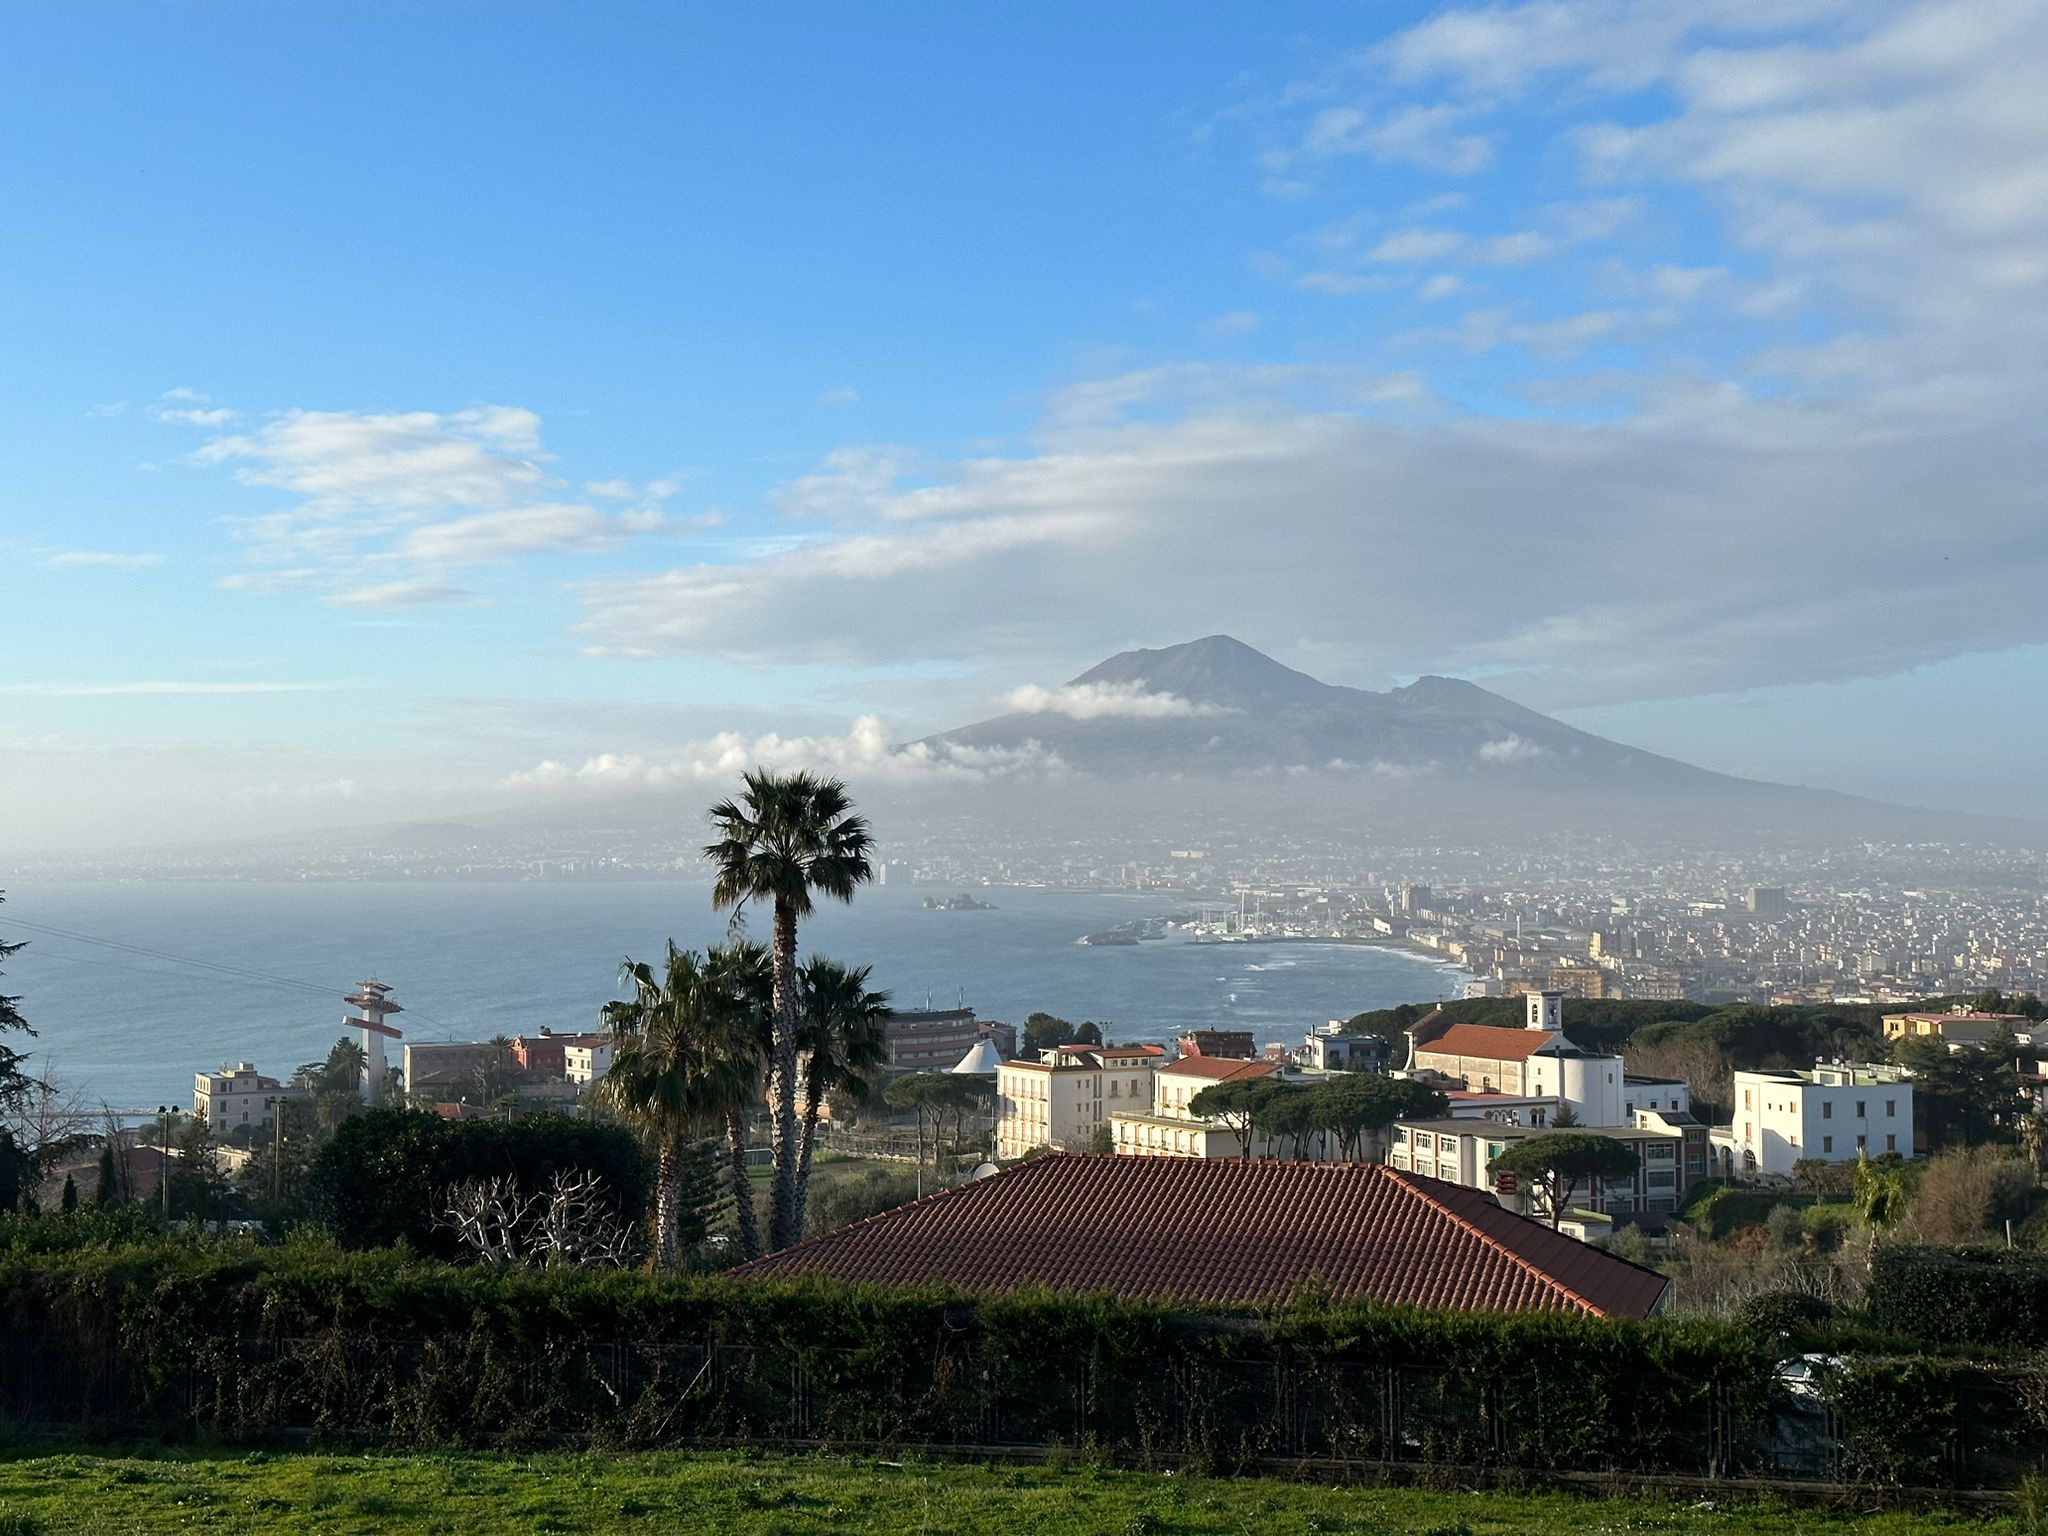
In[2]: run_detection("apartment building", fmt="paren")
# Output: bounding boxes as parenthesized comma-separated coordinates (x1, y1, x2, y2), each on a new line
(995, 1043, 1162, 1158)
(192, 1062, 306, 1139)
(1719, 1062, 1915, 1177)
(563, 1040, 614, 1086)
(1109, 1055, 1278, 1159)
(1388, 1108, 1709, 1219)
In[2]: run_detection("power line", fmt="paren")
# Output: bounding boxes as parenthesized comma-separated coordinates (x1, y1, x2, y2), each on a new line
(1, 913, 458, 1031)
(0, 915, 339, 998)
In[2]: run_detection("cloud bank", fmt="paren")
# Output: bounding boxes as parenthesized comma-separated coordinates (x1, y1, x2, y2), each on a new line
(185, 405, 674, 608)
(502, 716, 1061, 793)
(998, 682, 1232, 720)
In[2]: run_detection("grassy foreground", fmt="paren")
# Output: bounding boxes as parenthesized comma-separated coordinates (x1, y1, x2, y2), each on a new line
(0, 1450, 2017, 1535)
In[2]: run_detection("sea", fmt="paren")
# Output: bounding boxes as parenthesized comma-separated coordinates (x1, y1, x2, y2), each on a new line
(1, 881, 1463, 1111)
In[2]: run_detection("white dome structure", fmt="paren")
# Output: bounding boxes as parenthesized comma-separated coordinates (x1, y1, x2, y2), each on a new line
(948, 1037, 1003, 1076)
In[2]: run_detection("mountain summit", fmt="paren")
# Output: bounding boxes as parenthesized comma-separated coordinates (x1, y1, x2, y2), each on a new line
(931, 634, 1710, 785)
(920, 635, 2003, 839)
(1071, 635, 1335, 708)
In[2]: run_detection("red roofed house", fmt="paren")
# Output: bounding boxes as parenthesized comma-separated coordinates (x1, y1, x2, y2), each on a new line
(731, 1154, 1667, 1317)
(1407, 992, 1627, 1127)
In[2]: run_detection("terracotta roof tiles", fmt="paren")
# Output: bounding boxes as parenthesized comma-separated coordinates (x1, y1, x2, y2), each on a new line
(732, 1154, 1665, 1318)
(1419, 1023, 1560, 1062)
(1157, 1056, 1279, 1082)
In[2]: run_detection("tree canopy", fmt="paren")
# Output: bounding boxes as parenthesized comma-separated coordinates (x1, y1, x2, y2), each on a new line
(1186, 1074, 1447, 1161)
(1489, 1132, 1639, 1228)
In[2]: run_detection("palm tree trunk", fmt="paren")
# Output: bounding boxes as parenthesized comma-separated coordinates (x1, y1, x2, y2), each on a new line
(794, 1057, 825, 1224)
(654, 1137, 682, 1274)
(725, 1106, 762, 1262)
(765, 900, 801, 1251)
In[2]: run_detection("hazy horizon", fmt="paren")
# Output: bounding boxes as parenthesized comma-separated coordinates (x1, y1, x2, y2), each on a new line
(8, 1, 2048, 850)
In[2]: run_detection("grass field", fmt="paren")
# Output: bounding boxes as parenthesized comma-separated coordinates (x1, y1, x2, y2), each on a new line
(0, 1450, 2018, 1535)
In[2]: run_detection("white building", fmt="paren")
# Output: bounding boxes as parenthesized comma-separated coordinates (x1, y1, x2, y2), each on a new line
(1390, 1108, 1711, 1220)
(1296, 1021, 1389, 1073)
(995, 1043, 1162, 1158)
(1406, 992, 1629, 1127)
(563, 1041, 614, 1087)
(1719, 1063, 1915, 1177)
(192, 1062, 306, 1139)
(1109, 1055, 1279, 1159)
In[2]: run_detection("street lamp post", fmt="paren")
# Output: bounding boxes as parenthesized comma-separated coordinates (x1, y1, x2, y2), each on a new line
(156, 1105, 170, 1219)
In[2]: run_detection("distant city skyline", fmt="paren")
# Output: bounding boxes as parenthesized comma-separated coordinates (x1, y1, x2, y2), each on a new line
(6, 0, 2047, 848)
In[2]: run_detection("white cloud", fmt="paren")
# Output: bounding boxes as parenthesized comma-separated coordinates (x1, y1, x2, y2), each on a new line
(1293, 102, 1495, 175)
(820, 385, 861, 406)
(216, 568, 322, 594)
(1478, 734, 1550, 764)
(1297, 272, 1394, 296)
(395, 504, 662, 566)
(323, 579, 482, 610)
(196, 405, 548, 513)
(998, 682, 1233, 720)
(190, 402, 666, 605)
(1367, 228, 1468, 264)
(501, 715, 1061, 793)
(155, 406, 237, 427)
(84, 402, 126, 419)
(38, 550, 166, 570)
(1209, 310, 1261, 335)
(568, 355, 2048, 708)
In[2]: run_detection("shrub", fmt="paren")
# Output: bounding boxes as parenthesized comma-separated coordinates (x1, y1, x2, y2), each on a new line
(305, 1109, 648, 1258)
(1865, 1245, 2048, 1346)
(1734, 1290, 1834, 1342)
(1801, 1203, 1860, 1251)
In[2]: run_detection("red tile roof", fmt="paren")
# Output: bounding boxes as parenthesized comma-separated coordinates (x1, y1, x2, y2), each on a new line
(732, 1154, 1666, 1318)
(1159, 1056, 1279, 1082)
(1419, 1023, 1559, 1062)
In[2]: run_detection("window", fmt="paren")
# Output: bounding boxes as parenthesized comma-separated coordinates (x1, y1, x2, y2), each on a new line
(1856, 1101, 1866, 1117)
(1823, 1135, 1833, 1153)
(1743, 1089, 1753, 1109)
(1887, 1134, 1897, 1151)
(1856, 1134, 1866, 1149)
(1886, 1099, 1896, 1116)
(1821, 1101, 1832, 1119)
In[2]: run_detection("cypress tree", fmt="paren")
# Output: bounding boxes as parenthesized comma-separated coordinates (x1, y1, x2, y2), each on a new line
(94, 1142, 118, 1208)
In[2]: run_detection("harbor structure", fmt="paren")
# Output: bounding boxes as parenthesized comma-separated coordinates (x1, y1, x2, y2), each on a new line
(343, 980, 404, 1106)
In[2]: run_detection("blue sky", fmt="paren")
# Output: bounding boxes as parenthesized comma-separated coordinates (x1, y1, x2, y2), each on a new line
(6, 0, 2047, 846)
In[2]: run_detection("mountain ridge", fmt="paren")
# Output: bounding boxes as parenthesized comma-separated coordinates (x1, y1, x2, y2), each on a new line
(916, 635, 2026, 842)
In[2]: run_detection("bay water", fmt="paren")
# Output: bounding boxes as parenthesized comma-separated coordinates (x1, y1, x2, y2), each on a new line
(3, 881, 1461, 1110)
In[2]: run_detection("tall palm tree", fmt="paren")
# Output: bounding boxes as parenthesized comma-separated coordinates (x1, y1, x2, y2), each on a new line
(792, 957, 891, 1219)
(596, 940, 771, 1269)
(326, 1037, 368, 1095)
(704, 769, 874, 1252)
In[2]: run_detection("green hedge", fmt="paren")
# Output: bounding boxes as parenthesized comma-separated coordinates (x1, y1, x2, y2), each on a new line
(0, 1232, 1770, 1475)
(1865, 1245, 2048, 1346)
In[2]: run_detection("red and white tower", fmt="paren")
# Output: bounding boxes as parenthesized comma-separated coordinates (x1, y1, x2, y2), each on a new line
(343, 980, 405, 1105)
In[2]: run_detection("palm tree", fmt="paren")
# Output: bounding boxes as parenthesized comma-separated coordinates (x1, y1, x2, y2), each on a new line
(326, 1037, 368, 1095)
(596, 940, 770, 1269)
(705, 769, 874, 1251)
(792, 957, 891, 1218)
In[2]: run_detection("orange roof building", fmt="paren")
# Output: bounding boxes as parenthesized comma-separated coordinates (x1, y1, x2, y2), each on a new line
(733, 1154, 1667, 1317)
